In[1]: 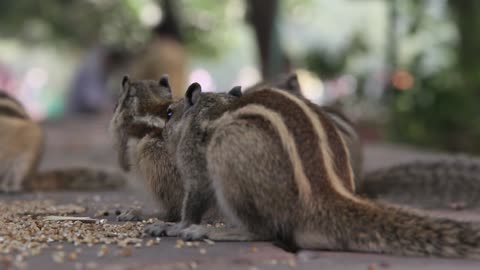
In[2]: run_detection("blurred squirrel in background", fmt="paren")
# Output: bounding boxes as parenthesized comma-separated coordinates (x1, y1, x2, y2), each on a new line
(0, 90, 126, 192)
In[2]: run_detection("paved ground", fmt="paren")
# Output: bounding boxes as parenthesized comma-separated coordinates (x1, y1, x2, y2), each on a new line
(1, 115, 480, 269)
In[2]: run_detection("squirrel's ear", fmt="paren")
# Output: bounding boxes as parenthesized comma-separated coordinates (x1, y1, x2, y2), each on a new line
(122, 75, 129, 88)
(285, 73, 301, 94)
(228, 86, 242, 97)
(185, 82, 202, 107)
(159, 75, 170, 89)
(159, 75, 172, 97)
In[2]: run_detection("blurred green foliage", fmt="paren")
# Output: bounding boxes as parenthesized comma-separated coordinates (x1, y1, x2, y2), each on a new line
(0, 0, 243, 57)
(304, 33, 368, 80)
(389, 1, 480, 153)
(0, 1, 144, 49)
(390, 63, 480, 151)
(180, 0, 245, 58)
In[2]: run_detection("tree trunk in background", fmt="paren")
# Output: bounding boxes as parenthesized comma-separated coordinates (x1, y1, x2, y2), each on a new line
(153, 0, 182, 42)
(385, 0, 398, 99)
(246, 0, 291, 79)
(385, 0, 401, 139)
(449, 0, 480, 93)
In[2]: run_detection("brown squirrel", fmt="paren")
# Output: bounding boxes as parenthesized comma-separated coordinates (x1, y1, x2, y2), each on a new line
(109, 75, 184, 221)
(150, 83, 480, 258)
(0, 91, 126, 192)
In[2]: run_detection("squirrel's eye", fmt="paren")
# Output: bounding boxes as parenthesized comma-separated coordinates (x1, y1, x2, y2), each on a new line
(166, 108, 173, 120)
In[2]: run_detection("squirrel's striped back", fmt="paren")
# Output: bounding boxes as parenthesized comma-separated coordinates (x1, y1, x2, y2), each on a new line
(0, 91, 29, 120)
(216, 89, 357, 202)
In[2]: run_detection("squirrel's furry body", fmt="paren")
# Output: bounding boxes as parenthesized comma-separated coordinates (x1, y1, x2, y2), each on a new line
(156, 84, 480, 259)
(109, 76, 184, 221)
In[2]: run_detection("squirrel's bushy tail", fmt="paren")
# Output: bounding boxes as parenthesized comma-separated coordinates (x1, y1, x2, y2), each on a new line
(357, 156, 480, 209)
(328, 200, 480, 258)
(24, 167, 127, 191)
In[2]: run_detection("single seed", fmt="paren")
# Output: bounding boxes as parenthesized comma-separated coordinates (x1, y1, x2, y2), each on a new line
(287, 259, 297, 268)
(146, 240, 155, 247)
(203, 239, 215, 245)
(118, 247, 133, 257)
(68, 252, 78, 261)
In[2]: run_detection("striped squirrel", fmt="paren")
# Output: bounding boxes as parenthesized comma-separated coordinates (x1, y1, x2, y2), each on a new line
(110, 75, 173, 171)
(109, 75, 184, 221)
(0, 91, 126, 192)
(152, 83, 480, 259)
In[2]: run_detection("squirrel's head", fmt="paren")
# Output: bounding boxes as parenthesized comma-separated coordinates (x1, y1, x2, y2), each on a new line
(115, 74, 172, 115)
(183, 82, 242, 120)
(110, 74, 174, 171)
(277, 73, 301, 95)
(163, 83, 242, 152)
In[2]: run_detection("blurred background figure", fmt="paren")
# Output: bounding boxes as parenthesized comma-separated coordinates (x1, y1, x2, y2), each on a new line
(130, 0, 187, 98)
(67, 45, 126, 115)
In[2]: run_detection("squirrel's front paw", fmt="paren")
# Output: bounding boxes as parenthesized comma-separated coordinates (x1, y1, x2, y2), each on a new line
(144, 221, 170, 236)
(179, 224, 208, 241)
(165, 222, 189, 237)
(144, 221, 186, 237)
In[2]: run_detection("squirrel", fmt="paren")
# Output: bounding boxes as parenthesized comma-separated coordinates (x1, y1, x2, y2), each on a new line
(0, 91, 126, 193)
(109, 75, 184, 221)
(149, 82, 480, 259)
(109, 75, 174, 171)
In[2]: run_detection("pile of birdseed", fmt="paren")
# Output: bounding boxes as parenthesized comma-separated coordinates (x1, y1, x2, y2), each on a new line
(0, 200, 156, 266)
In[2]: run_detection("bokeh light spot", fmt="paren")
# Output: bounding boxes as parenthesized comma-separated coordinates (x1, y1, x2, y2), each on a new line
(392, 70, 414, 91)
